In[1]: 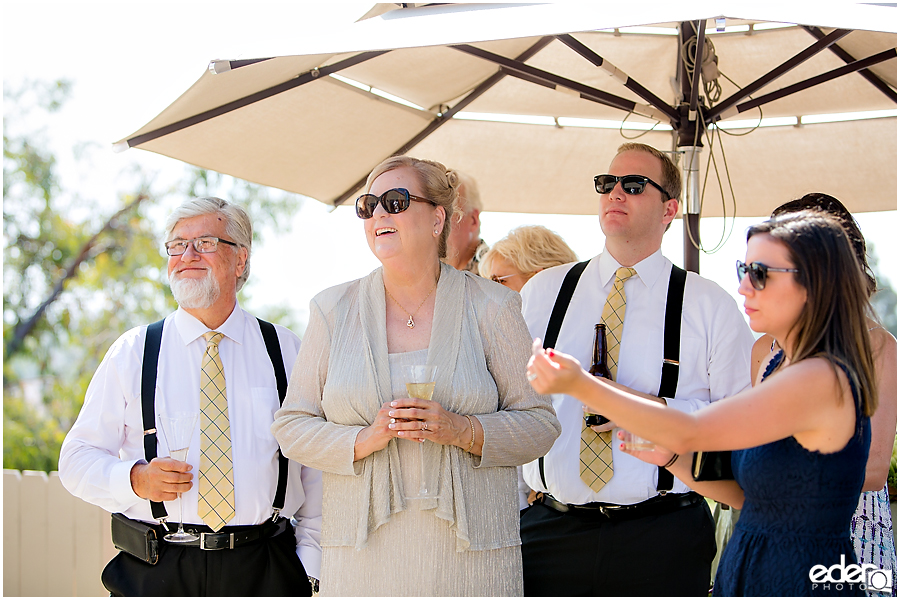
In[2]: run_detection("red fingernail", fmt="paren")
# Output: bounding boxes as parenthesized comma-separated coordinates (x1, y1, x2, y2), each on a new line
(548, 349, 555, 357)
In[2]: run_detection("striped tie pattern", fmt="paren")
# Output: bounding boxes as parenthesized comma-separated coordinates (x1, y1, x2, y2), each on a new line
(198, 331, 235, 531)
(580, 267, 637, 492)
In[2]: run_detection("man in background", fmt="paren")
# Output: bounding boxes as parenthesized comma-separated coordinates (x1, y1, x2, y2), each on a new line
(446, 170, 489, 274)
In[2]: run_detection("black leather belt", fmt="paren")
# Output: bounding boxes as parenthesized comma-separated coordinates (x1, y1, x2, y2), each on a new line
(160, 517, 288, 550)
(535, 491, 702, 521)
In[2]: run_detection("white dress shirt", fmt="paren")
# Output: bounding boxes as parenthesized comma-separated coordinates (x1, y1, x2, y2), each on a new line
(520, 247, 753, 507)
(59, 304, 322, 578)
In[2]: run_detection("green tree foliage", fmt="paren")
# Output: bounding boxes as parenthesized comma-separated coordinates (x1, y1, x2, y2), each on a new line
(868, 243, 897, 337)
(3, 80, 303, 472)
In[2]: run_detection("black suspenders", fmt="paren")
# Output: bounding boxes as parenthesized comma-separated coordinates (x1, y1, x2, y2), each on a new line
(539, 261, 687, 494)
(654, 265, 687, 492)
(140, 317, 290, 522)
(538, 260, 590, 488)
(257, 319, 290, 516)
(141, 319, 167, 520)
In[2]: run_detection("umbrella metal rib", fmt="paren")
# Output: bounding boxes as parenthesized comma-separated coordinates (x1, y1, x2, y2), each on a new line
(329, 36, 556, 207)
(124, 50, 390, 148)
(449, 43, 647, 117)
(731, 48, 898, 117)
(706, 28, 852, 122)
(802, 26, 898, 102)
(553, 33, 680, 124)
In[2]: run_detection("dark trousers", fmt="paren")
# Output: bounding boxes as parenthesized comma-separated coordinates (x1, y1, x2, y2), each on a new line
(521, 498, 716, 597)
(102, 523, 311, 596)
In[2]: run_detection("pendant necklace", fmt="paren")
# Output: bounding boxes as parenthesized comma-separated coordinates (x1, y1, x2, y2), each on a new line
(385, 276, 439, 329)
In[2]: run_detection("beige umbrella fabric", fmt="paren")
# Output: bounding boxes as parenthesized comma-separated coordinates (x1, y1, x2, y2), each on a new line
(116, 3, 897, 219)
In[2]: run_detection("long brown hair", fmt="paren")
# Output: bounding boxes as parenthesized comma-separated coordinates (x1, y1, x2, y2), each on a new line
(747, 211, 877, 417)
(771, 193, 877, 297)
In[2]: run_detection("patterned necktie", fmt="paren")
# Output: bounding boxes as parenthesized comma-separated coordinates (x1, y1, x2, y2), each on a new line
(580, 267, 637, 492)
(198, 331, 235, 531)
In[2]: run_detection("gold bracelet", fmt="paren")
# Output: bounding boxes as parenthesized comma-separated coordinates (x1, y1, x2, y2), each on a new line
(465, 415, 476, 453)
(663, 453, 679, 469)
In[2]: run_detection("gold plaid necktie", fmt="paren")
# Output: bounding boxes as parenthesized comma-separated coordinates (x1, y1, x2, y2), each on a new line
(580, 267, 637, 492)
(198, 331, 234, 531)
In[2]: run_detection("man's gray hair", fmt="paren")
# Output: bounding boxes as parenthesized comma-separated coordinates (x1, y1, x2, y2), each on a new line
(164, 197, 253, 292)
(455, 171, 482, 214)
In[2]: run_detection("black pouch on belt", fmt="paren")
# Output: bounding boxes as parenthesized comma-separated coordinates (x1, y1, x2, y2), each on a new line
(111, 513, 159, 565)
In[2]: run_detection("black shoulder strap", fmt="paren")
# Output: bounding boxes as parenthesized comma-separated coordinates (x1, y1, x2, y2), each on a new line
(543, 260, 590, 349)
(656, 265, 687, 493)
(140, 318, 168, 520)
(257, 318, 290, 515)
(537, 260, 590, 490)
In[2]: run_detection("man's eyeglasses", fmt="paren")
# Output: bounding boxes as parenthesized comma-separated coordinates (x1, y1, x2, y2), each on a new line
(594, 174, 669, 197)
(165, 236, 238, 256)
(355, 188, 435, 219)
(736, 260, 799, 291)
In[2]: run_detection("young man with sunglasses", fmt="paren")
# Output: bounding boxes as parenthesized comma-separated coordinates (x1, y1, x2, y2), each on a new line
(518, 143, 753, 596)
(59, 197, 322, 596)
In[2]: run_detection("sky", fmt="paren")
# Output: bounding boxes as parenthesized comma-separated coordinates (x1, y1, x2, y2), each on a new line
(3, 0, 897, 331)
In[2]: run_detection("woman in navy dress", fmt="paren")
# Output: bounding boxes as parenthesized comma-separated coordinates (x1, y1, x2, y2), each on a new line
(526, 211, 877, 596)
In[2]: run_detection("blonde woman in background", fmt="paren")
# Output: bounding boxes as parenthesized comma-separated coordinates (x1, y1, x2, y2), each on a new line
(479, 225, 578, 293)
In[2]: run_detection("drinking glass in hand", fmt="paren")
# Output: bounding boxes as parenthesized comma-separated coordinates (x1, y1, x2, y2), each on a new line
(403, 364, 438, 500)
(157, 411, 199, 542)
(614, 427, 655, 451)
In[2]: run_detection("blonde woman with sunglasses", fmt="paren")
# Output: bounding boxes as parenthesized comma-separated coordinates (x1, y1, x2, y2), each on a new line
(273, 155, 560, 596)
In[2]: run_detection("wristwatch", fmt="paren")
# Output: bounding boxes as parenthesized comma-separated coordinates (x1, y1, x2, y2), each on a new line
(308, 576, 319, 594)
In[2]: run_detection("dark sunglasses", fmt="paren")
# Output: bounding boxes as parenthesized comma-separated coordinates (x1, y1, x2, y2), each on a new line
(355, 188, 435, 219)
(736, 260, 799, 291)
(594, 174, 669, 197)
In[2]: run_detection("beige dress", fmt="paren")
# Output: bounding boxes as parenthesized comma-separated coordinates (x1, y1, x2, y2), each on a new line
(320, 350, 521, 596)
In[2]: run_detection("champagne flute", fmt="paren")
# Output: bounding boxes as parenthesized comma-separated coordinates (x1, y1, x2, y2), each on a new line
(614, 427, 655, 451)
(157, 411, 200, 542)
(403, 364, 438, 499)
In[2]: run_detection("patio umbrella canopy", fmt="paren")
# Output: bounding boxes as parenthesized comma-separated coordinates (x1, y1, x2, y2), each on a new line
(117, 3, 896, 227)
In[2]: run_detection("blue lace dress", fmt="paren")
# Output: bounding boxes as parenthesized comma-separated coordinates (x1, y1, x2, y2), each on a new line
(714, 352, 871, 596)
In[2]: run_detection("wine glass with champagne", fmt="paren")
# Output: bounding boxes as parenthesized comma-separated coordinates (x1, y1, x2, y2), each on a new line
(403, 364, 438, 499)
(157, 410, 200, 542)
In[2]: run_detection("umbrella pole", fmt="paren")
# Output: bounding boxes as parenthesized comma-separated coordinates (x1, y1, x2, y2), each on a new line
(680, 145, 703, 274)
(677, 21, 704, 274)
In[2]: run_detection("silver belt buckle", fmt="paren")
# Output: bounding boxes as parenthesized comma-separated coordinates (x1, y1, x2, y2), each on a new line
(200, 531, 234, 550)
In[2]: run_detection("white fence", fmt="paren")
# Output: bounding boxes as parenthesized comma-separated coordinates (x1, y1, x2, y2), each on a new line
(4, 470, 116, 597)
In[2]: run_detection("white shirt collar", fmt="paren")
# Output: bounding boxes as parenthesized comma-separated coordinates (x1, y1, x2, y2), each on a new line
(598, 246, 668, 290)
(173, 303, 245, 346)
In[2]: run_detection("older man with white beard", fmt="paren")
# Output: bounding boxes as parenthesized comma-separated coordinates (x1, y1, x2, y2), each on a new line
(59, 197, 322, 597)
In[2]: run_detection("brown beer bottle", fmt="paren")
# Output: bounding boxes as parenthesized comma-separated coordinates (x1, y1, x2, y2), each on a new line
(585, 323, 611, 426)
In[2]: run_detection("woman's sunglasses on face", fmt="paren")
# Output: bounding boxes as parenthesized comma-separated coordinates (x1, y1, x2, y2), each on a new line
(356, 188, 436, 219)
(736, 260, 799, 291)
(594, 174, 669, 197)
